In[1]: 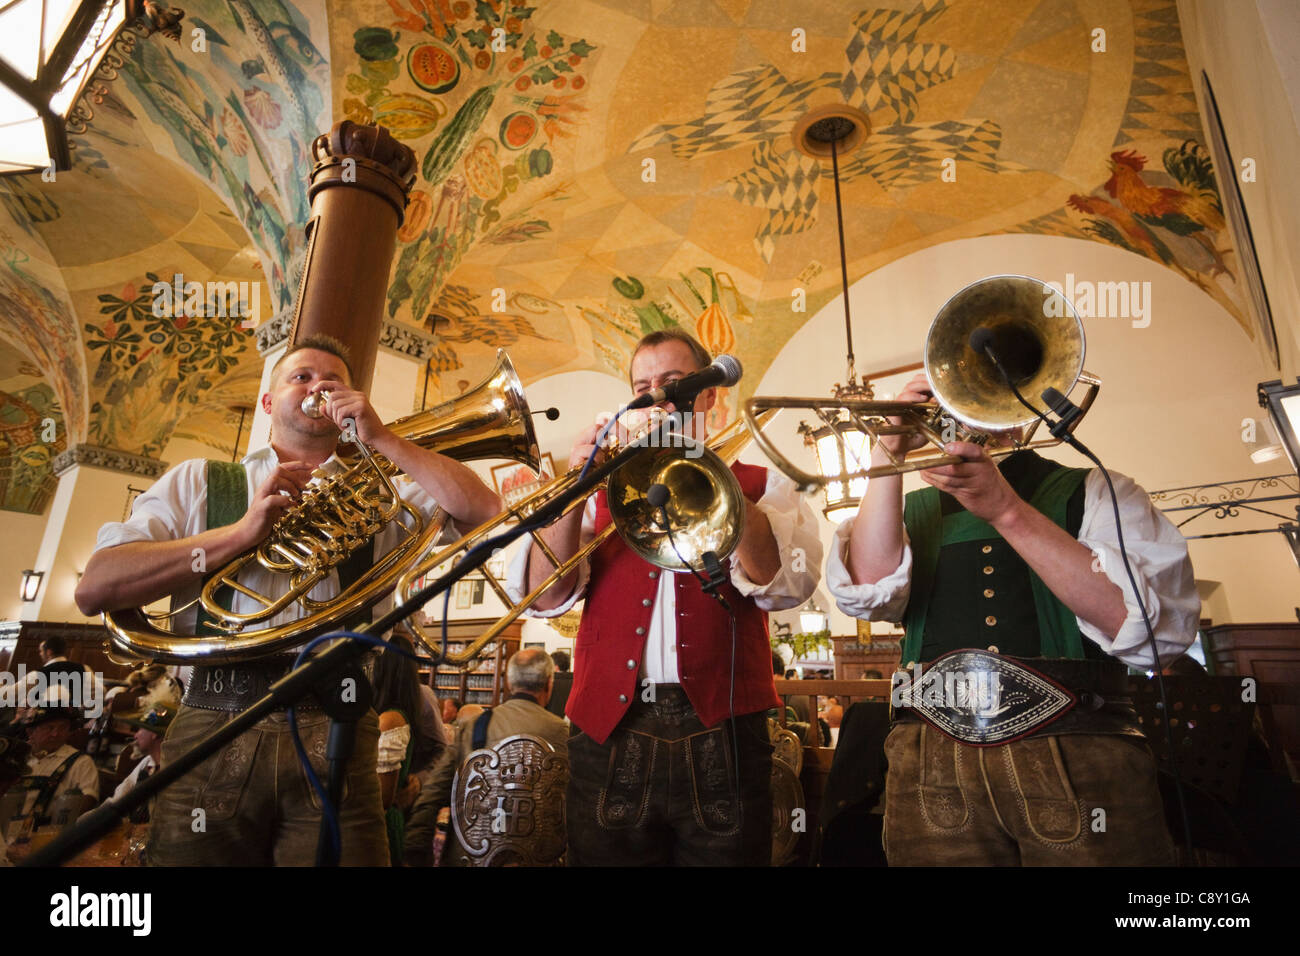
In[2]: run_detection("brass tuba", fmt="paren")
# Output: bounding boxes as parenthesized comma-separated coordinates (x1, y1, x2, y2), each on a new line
(743, 275, 1101, 489)
(104, 349, 541, 664)
(394, 408, 772, 666)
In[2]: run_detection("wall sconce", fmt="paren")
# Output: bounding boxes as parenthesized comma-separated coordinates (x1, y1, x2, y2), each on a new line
(20, 569, 43, 602)
(1259, 379, 1300, 474)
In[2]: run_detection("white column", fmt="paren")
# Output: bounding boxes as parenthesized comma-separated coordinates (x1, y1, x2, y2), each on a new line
(22, 447, 168, 623)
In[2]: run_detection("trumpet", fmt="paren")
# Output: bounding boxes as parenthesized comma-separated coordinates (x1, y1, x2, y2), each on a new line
(744, 275, 1101, 490)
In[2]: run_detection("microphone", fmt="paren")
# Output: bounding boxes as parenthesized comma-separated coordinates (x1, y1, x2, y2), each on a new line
(627, 355, 742, 409)
(532, 407, 560, 421)
(646, 483, 671, 510)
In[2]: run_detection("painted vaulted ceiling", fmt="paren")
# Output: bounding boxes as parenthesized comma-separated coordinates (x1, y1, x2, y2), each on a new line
(0, 0, 1249, 514)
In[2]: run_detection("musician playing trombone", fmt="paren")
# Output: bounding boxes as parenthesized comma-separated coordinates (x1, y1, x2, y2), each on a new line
(826, 372, 1199, 866)
(75, 334, 501, 866)
(510, 329, 822, 867)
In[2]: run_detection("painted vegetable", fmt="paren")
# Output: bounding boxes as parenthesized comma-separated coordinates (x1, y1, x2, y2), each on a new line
(354, 27, 398, 62)
(373, 93, 445, 140)
(408, 42, 459, 94)
(464, 139, 503, 199)
(613, 276, 644, 299)
(694, 269, 735, 355)
(500, 111, 537, 149)
(423, 85, 496, 183)
(398, 190, 433, 243)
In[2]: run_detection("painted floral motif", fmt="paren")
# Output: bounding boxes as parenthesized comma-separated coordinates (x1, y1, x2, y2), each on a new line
(82, 273, 253, 458)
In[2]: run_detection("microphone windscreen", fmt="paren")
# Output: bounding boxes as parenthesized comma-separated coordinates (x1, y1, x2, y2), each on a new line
(968, 327, 995, 355)
(646, 483, 671, 509)
(713, 354, 743, 387)
(1041, 387, 1071, 415)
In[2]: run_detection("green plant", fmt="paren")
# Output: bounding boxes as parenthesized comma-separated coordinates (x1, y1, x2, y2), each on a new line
(772, 628, 832, 661)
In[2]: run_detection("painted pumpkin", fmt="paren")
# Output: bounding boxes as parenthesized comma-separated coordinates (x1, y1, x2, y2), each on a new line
(398, 190, 433, 242)
(463, 139, 503, 199)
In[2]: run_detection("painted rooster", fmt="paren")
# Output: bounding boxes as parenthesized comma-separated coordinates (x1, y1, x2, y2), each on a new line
(1102, 143, 1233, 277)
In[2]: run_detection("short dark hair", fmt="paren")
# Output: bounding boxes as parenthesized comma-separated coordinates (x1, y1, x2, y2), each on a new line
(551, 650, 571, 672)
(629, 329, 711, 384)
(272, 333, 355, 384)
(40, 635, 68, 656)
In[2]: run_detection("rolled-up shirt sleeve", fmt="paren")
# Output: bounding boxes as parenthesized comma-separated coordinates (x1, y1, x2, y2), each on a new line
(94, 459, 207, 550)
(729, 470, 822, 610)
(504, 498, 594, 618)
(825, 516, 913, 622)
(1076, 469, 1199, 668)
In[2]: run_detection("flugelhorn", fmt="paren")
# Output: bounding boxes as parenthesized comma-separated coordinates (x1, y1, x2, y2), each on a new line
(395, 408, 773, 666)
(103, 349, 540, 664)
(744, 275, 1101, 490)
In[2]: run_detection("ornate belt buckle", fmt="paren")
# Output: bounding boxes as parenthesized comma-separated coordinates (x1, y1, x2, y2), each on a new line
(891, 649, 1076, 746)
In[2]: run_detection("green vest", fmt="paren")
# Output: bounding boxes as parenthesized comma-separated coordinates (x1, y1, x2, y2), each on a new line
(900, 454, 1089, 665)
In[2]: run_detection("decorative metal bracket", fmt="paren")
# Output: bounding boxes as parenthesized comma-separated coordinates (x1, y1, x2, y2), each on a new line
(1149, 474, 1300, 540)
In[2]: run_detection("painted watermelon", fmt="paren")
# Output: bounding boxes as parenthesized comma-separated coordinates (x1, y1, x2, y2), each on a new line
(408, 42, 459, 94)
(499, 111, 537, 150)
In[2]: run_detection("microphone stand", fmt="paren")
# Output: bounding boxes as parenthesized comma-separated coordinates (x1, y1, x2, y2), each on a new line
(22, 419, 673, 868)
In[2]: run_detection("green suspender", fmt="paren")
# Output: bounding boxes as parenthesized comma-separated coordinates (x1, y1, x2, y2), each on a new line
(194, 461, 251, 637)
(900, 465, 1090, 664)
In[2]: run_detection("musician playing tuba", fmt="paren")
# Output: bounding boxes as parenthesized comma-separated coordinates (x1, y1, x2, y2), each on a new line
(825, 371, 1199, 865)
(75, 335, 502, 866)
(508, 329, 823, 866)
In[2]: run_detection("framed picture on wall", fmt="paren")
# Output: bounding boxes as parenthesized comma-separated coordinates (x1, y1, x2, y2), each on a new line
(455, 579, 472, 609)
(491, 454, 556, 506)
(470, 579, 485, 605)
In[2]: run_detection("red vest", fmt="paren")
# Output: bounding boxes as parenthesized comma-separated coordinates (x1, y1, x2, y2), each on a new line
(568, 461, 780, 743)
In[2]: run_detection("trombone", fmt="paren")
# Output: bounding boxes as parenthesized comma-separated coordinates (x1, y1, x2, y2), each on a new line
(743, 275, 1102, 491)
(395, 408, 774, 665)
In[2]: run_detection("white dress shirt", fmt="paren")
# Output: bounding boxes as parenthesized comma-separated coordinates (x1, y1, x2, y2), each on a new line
(508, 468, 823, 682)
(94, 445, 443, 636)
(825, 468, 1199, 668)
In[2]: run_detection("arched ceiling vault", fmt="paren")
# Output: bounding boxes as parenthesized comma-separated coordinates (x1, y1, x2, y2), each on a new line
(0, 0, 1254, 515)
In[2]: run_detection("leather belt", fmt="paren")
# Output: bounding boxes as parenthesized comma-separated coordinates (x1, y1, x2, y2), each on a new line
(889, 650, 1141, 746)
(183, 655, 322, 713)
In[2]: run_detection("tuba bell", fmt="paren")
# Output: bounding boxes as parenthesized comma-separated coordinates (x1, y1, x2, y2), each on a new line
(743, 274, 1101, 489)
(103, 349, 540, 665)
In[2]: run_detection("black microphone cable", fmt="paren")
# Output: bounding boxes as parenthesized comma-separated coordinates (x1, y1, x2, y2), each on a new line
(971, 331, 1194, 853)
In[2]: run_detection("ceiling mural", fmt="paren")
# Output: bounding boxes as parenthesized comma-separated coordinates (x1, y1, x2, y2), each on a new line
(0, 358, 67, 516)
(0, 0, 1250, 511)
(115, 0, 332, 309)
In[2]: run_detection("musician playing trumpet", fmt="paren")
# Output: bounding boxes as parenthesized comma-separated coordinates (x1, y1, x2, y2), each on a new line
(826, 372, 1199, 866)
(76, 334, 500, 866)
